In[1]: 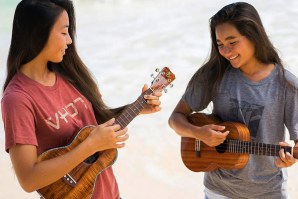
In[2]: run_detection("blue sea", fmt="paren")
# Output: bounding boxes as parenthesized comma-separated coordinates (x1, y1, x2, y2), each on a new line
(0, 0, 297, 198)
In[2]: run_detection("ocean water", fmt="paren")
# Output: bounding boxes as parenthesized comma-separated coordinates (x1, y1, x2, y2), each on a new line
(0, 0, 298, 198)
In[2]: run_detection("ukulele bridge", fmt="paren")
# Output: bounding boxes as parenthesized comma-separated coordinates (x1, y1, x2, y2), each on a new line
(195, 139, 201, 157)
(63, 173, 77, 187)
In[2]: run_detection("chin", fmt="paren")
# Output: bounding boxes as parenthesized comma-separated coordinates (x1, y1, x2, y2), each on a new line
(230, 62, 241, 69)
(51, 58, 64, 63)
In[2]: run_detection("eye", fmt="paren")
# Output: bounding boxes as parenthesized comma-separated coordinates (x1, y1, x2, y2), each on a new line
(230, 41, 238, 45)
(217, 43, 223, 48)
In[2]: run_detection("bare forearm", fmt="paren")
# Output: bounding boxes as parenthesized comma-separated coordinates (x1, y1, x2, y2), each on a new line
(168, 112, 198, 138)
(10, 139, 94, 192)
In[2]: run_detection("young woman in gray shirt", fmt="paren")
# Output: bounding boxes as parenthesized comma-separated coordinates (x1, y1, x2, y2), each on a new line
(169, 2, 298, 199)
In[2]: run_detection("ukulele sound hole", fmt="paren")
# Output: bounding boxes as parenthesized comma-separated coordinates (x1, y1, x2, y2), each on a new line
(84, 152, 100, 164)
(216, 140, 228, 153)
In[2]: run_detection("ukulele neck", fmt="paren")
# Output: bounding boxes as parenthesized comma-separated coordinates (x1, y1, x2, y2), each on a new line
(115, 89, 152, 129)
(226, 139, 294, 157)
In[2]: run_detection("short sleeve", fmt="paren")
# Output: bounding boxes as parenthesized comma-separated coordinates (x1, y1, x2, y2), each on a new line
(284, 71, 298, 141)
(1, 91, 37, 152)
(182, 78, 211, 112)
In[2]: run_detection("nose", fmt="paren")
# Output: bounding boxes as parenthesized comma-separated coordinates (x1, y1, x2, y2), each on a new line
(220, 46, 232, 55)
(67, 34, 72, 45)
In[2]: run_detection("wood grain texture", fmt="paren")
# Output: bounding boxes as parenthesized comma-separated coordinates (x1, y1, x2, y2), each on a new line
(37, 126, 117, 199)
(181, 113, 250, 172)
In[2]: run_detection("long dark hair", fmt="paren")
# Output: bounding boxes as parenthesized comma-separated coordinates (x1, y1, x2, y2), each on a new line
(187, 2, 285, 106)
(4, 0, 112, 123)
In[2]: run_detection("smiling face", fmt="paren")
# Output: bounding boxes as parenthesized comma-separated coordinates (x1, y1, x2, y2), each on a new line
(215, 22, 257, 69)
(40, 10, 72, 63)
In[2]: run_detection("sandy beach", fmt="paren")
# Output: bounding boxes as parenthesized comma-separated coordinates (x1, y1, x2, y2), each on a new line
(0, 0, 298, 198)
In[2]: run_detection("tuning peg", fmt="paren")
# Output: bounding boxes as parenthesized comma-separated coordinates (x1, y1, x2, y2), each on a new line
(164, 88, 168, 93)
(169, 84, 174, 88)
(150, 74, 155, 78)
(155, 68, 160, 73)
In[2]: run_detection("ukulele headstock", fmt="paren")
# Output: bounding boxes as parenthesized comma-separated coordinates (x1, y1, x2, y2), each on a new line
(150, 67, 176, 93)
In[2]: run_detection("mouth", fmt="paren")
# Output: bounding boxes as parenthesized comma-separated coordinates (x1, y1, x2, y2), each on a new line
(229, 54, 239, 60)
(61, 49, 66, 55)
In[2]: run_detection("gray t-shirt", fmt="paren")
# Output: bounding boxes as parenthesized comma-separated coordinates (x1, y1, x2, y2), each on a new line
(183, 65, 298, 199)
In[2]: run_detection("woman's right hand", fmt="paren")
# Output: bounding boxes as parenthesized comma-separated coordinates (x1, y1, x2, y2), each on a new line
(86, 118, 129, 153)
(196, 124, 229, 147)
(169, 99, 229, 147)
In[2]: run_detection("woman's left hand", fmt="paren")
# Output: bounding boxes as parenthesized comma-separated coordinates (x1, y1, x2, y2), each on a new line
(275, 142, 297, 168)
(140, 84, 162, 114)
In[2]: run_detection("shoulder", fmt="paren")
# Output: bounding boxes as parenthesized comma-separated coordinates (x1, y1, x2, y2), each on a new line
(2, 75, 34, 111)
(2, 90, 33, 113)
(284, 68, 298, 89)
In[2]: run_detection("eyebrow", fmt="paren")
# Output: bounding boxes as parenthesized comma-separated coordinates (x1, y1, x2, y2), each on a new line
(216, 36, 237, 42)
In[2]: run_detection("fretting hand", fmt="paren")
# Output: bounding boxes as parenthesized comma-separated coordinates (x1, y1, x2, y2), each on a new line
(140, 84, 162, 114)
(275, 142, 297, 168)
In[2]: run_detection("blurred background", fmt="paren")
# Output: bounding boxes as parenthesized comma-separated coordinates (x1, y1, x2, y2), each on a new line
(0, 0, 297, 198)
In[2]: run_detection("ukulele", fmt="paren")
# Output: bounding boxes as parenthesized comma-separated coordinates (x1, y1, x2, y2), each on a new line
(181, 113, 298, 172)
(37, 67, 175, 199)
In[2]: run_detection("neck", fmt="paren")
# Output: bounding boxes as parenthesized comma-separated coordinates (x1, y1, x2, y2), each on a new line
(225, 139, 298, 159)
(240, 62, 274, 82)
(115, 88, 153, 128)
(21, 57, 56, 86)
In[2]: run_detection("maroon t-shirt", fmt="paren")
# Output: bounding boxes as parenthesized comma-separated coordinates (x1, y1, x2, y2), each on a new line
(1, 72, 119, 199)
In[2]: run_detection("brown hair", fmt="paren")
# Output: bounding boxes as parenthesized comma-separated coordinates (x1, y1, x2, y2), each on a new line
(4, 0, 112, 123)
(187, 2, 286, 106)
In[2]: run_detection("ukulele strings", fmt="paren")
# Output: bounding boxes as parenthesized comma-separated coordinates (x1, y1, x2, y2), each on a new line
(212, 140, 290, 156)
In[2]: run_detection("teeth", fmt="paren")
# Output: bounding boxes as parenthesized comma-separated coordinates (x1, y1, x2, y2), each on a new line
(229, 55, 239, 60)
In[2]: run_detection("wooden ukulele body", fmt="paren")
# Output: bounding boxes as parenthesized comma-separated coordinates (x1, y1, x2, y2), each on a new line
(181, 113, 250, 172)
(37, 126, 117, 199)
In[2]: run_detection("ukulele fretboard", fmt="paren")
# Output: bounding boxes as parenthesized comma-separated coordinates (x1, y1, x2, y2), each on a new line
(226, 139, 292, 156)
(115, 89, 153, 129)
